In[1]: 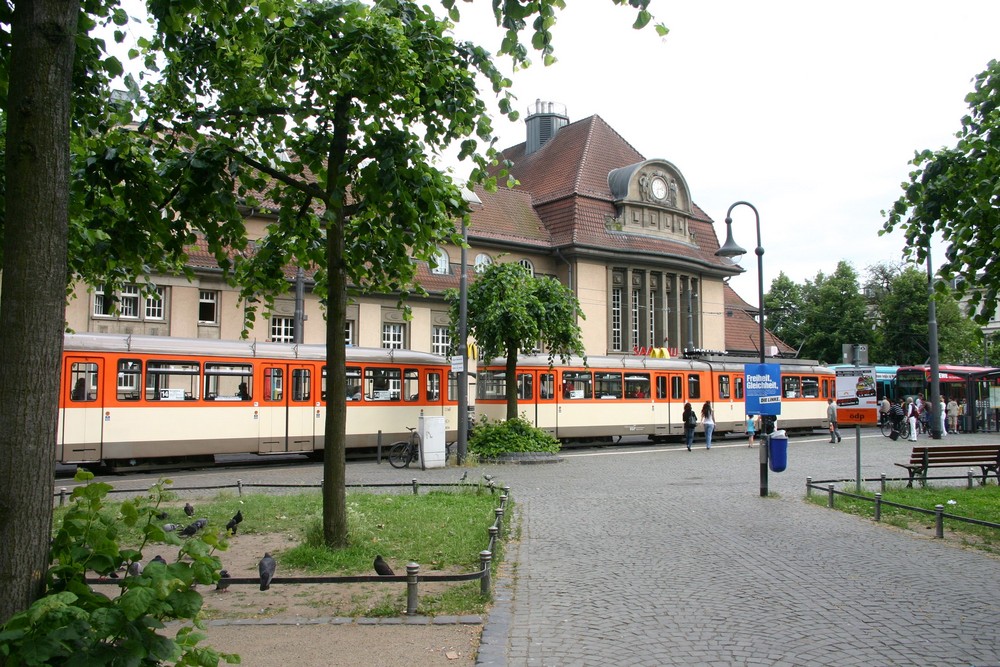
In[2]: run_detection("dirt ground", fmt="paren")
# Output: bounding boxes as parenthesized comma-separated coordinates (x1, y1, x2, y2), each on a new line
(184, 533, 483, 665)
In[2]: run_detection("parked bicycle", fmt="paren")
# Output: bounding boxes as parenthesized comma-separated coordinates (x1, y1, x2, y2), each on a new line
(387, 426, 455, 469)
(880, 417, 909, 440)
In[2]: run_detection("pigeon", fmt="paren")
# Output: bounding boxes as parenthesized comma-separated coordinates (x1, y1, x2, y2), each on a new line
(162, 523, 178, 532)
(226, 510, 243, 535)
(184, 502, 195, 517)
(483, 474, 494, 482)
(374, 555, 395, 576)
(150, 555, 167, 566)
(155, 511, 170, 520)
(258, 553, 276, 591)
(216, 569, 232, 592)
(458, 471, 468, 483)
(193, 518, 208, 530)
(179, 521, 202, 537)
(127, 561, 143, 577)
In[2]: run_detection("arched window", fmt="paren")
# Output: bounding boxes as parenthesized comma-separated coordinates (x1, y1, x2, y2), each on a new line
(474, 253, 493, 273)
(430, 247, 450, 275)
(518, 258, 534, 276)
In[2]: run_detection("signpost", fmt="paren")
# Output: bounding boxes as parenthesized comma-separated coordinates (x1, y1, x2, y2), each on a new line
(837, 344, 877, 491)
(745, 363, 782, 497)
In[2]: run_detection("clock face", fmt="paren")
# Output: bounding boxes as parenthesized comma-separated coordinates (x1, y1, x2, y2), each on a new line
(651, 177, 667, 200)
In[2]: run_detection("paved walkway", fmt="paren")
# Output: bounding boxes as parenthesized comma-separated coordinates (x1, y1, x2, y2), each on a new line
(464, 430, 1000, 666)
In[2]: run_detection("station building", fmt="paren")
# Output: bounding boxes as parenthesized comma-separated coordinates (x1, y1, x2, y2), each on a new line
(64, 102, 794, 359)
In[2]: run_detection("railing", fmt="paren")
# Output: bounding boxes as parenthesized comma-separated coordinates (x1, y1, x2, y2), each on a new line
(806, 473, 1000, 539)
(72, 479, 511, 614)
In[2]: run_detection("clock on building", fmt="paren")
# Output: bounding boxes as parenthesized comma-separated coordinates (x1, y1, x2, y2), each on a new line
(650, 176, 667, 201)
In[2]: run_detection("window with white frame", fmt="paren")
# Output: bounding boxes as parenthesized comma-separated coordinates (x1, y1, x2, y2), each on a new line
(474, 253, 493, 273)
(518, 258, 534, 276)
(118, 285, 140, 318)
(145, 287, 165, 320)
(198, 290, 219, 324)
(430, 247, 450, 275)
(432, 326, 451, 356)
(610, 287, 622, 352)
(345, 320, 355, 346)
(94, 284, 145, 319)
(382, 323, 405, 349)
(271, 316, 294, 343)
(631, 289, 640, 348)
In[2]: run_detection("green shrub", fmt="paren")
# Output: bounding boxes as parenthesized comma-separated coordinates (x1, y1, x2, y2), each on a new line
(468, 416, 561, 458)
(0, 470, 238, 666)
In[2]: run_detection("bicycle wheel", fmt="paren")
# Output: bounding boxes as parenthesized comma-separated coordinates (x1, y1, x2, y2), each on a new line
(880, 420, 893, 437)
(388, 441, 412, 468)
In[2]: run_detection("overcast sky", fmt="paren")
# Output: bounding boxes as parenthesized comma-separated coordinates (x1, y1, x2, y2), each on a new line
(449, 1, 998, 304)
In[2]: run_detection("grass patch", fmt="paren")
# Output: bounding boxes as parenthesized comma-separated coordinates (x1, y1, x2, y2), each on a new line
(807, 482, 1000, 554)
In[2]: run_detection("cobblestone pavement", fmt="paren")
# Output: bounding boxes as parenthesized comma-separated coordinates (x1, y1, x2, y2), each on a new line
(467, 430, 1000, 666)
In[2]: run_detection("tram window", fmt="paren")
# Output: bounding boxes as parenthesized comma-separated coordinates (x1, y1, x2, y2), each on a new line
(594, 372, 621, 399)
(117, 359, 141, 401)
(562, 371, 592, 399)
(264, 368, 283, 401)
(148, 360, 200, 401)
(477, 370, 506, 400)
(801, 376, 819, 398)
(734, 376, 744, 400)
(292, 369, 311, 401)
(718, 375, 730, 400)
(518, 373, 534, 400)
(671, 376, 683, 400)
(426, 372, 441, 401)
(687, 374, 701, 400)
(656, 376, 667, 400)
(345, 366, 361, 401)
(403, 368, 419, 402)
(70, 363, 98, 402)
(540, 373, 554, 400)
(365, 367, 401, 401)
(448, 371, 459, 401)
(625, 373, 650, 399)
(203, 363, 250, 401)
(783, 376, 801, 399)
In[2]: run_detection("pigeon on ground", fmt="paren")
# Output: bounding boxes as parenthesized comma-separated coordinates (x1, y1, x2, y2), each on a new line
(127, 561, 143, 577)
(193, 518, 208, 530)
(179, 521, 202, 537)
(216, 569, 232, 592)
(483, 474, 494, 482)
(226, 510, 243, 535)
(374, 555, 395, 576)
(150, 555, 167, 566)
(258, 553, 276, 591)
(459, 471, 468, 483)
(155, 511, 170, 520)
(162, 523, 178, 532)
(184, 502, 195, 517)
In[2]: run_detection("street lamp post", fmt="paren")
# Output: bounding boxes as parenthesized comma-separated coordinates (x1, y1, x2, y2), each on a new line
(715, 201, 770, 497)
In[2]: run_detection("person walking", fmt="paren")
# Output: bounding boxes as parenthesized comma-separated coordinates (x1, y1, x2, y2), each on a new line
(826, 398, 841, 443)
(939, 397, 948, 436)
(701, 401, 715, 450)
(746, 414, 758, 447)
(682, 402, 696, 451)
(906, 397, 919, 442)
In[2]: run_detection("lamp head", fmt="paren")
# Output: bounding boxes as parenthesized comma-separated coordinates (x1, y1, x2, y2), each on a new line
(715, 216, 747, 258)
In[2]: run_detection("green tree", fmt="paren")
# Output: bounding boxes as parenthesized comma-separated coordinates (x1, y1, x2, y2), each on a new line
(798, 261, 869, 365)
(882, 59, 1000, 322)
(447, 260, 585, 420)
(763, 272, 805, 353)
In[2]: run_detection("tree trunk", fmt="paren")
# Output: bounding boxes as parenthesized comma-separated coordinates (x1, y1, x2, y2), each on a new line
(505, 344, 518, 421)
(0, 0, 78, 624)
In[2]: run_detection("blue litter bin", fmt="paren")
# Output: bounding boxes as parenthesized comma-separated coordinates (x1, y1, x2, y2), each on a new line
(768, 432, 788, 473)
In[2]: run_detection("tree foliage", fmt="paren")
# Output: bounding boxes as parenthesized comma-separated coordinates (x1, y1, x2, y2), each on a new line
(882, 59, 1000, 324)
(447, 260, 585, 420)
(763, 272, 805, 353)
(796, 262, 869, 365)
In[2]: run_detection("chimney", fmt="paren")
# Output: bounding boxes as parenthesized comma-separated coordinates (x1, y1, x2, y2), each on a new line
(525, 100, 568, 156)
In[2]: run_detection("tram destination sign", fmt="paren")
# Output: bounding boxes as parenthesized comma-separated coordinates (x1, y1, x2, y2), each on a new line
(744, 364, 782, 416)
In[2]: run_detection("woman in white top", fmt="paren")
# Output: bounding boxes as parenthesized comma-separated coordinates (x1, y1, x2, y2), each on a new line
(701, 402, 715, 450)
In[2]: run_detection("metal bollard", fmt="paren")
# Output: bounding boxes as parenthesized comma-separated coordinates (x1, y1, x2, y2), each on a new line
(59, 487, 67, 507)
(968, 469, 975, 489)
(827, 484, 835, 508)
(494, 508, 504, 536)
(237, 479, 243, 497)
(880, 473, 886, 494)
(412, 479, 418, 495)
(406, 562, 420, 615)
(806, 476, 812, 498)
(488, 525, 498, 550)
(934, 504, 944, 539)
(377, 430, 382, 464)
(479, 550, 492, 598)
(874, 493, 882, 522)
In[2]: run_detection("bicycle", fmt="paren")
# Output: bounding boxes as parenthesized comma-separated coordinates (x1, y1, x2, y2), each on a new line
(387, 426, 455, 469)
(880, 417, 909, 440)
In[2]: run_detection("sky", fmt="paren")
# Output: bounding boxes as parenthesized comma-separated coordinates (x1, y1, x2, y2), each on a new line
(446, 1, 999, 305)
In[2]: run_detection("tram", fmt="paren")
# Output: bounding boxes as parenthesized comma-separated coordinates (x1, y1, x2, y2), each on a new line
(59, 333, 461, 471)
(475, 353, 835, 442)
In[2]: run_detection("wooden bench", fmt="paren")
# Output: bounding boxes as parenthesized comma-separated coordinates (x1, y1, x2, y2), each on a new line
(895, 444, 1000, 487)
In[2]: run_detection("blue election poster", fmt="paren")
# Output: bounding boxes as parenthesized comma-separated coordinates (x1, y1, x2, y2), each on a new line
(744, 363, 782, 416)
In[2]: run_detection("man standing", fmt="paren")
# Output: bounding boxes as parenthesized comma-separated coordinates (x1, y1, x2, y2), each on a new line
(827, 398, 842, 443)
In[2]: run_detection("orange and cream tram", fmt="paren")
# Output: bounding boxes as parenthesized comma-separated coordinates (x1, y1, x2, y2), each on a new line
(475, 353, 834, 443)
(59, 333, 461, 471)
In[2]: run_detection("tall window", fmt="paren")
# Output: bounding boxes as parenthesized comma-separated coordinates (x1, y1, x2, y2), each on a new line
(648, 291, 655, 347)
(118, 285, 140, 318)
(610, 287, 622, 352)
(199, 290, 219, 324)
(382, 323, 405, 349)
(631, 289, 640, 348)
(518, 258, 534, 276)
(271, 316, 294, 343)
(430, 247, 450, 275)
(345, 320, 355, 346)
(432, 326, 450, 356)
(145, 287, 165, 320)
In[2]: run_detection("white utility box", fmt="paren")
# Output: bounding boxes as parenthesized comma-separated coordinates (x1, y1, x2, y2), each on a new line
(419, 415, 447, 469)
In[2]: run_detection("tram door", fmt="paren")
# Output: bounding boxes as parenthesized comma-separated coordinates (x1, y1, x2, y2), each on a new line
(258, 364, 316, 454)
(653, 373, 686, 438)
(60, 357, 104, 463)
